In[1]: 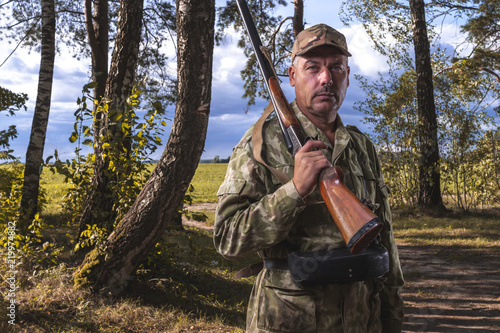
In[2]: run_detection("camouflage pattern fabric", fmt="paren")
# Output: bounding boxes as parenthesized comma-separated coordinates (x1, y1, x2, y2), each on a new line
(292, 24, 352, 61)
(214, 100, 404, 332)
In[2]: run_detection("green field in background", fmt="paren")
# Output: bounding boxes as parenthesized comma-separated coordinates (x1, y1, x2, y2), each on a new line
(190, 163, 227, 202)
(37, 162, 228, 205)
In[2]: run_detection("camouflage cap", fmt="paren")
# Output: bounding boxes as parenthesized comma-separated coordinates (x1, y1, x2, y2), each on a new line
(291, 24, 352, 62)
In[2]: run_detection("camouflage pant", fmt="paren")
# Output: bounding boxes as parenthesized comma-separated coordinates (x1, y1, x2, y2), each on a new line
(246, 268, 384, 333)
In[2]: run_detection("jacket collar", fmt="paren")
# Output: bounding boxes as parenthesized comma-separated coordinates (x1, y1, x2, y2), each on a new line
(290, 100, 351, 164)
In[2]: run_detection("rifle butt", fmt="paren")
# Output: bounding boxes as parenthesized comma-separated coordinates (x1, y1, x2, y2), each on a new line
(319, 166, 383, 254)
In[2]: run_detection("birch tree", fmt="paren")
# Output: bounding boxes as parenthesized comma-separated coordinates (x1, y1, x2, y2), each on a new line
(73, 0, 215, 294)
(19, 0, 56, 226)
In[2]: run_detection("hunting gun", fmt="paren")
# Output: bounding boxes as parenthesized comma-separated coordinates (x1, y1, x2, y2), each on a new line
(236, 0, 383, 254)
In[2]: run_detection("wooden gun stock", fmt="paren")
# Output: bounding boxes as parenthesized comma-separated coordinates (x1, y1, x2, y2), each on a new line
(319, 167, 383, 254)
(236, 0, 383, 254)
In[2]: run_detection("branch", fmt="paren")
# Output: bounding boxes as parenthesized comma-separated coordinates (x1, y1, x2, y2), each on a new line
(431, 0, 479, 12)
(434, 64, 500, 86)
(478, 67, 500, 86)
(0, 0, 16, 9)
(0, 17, 40, 68)
(268, 16, 292, 63)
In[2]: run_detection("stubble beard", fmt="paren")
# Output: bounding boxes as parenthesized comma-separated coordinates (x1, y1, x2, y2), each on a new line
(311, 86, 342, 116)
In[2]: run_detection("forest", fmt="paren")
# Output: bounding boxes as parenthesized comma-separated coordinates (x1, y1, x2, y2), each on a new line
(0, 0, 499, 332)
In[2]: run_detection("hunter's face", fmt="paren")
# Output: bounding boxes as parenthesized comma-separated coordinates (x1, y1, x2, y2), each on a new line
(289, 46, 350, 123)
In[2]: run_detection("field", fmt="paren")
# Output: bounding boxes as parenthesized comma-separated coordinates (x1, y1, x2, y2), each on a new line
(1, 163, 499, 332)
(189, 163, 227, 203)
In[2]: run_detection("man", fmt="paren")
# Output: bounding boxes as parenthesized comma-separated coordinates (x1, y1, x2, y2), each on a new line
(214, 24, 404, 332)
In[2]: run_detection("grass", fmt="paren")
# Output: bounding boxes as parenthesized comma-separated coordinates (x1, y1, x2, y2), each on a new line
(2, 163, 499, 332)
(392, 209, 500, 249)
(1, 162, 258, 332)
(189, 163, 227, 203)
(39, 168, 69, 215)
(5, 226, 257, 333)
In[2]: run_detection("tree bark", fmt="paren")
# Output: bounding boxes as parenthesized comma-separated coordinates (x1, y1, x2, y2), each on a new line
(73, 0, 215, 294)
(292, 0, 304, 37)
(85, 0, 109, 104)
(78, 0, 142, 237)
(409, 0, 445, 210)
(19, 0, 56, 228)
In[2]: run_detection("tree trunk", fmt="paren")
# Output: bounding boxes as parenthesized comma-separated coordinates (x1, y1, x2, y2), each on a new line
(73, 0, 215, 294)
(78, 0, 142, 237)
(19, 0, 56, 229)
(292, 0, 304, 37)
(409, 0, 445, 211)
(85, 0, 109, 104)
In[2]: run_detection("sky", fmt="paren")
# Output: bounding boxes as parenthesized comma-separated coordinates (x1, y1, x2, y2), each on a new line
(0, 1, 495, 163)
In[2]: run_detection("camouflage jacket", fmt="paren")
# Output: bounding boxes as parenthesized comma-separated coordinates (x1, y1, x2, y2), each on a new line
(214, 101, 404, 332)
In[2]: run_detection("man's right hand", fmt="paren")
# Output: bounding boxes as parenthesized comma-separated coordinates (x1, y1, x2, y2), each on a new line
(292, 140, 331, 199)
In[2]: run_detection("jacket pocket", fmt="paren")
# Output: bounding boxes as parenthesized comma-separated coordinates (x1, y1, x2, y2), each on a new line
(257, 273, 317, 332)
(216, 179, 246, 197)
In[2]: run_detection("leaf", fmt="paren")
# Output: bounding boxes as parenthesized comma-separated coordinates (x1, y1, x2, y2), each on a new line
(153, 101, 164, 114)
(69, 133, 78, 143)
(86, 81, 98, 89)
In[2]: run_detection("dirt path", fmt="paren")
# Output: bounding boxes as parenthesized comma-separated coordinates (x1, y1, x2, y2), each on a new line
(182, 204, 500, 332)
(399, 244, 500, 332)
(182, 203, 217, 231)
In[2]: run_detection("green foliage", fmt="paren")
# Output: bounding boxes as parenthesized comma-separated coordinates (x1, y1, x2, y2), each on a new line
(0, 86, 28, 115)
(48, 82, 99, 225)
(356, 67, 420, 206)
(0, 86, 28, 161)
(49, 80, 169, 251)
(460, 0, 500, 76)
(441, 130, 500, 210)
(0, 164, 61, 274)
(433, 54, 499, 210)
(74, 224, 108, 252)
(355, 51, 499, 211)
(98, 81, 167, 224)
(0, 163, 24, 225)
(340, 0, 414, 69)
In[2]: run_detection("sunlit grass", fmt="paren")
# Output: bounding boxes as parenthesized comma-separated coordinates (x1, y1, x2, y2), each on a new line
(40, 168, 69, 215)
(190, 163, 227, 203)
(393, 212, 500, 248)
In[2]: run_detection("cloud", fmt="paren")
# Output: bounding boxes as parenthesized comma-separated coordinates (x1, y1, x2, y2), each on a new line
(341, 25, 390, 77)
(211, 27, 249, 114)
(434, 22, 472, 57)
(213, 29, 245, 84)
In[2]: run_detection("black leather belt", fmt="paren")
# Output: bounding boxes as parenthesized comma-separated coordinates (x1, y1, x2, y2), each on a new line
(235, 243, 389, 284)
(287, 242, 389, 285)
